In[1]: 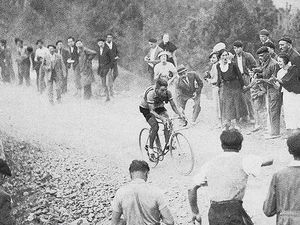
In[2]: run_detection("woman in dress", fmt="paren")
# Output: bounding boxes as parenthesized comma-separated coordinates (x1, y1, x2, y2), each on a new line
(159, 33, 177, 67)
(217, 49, 248, 130)
(273, 53, 300, 135)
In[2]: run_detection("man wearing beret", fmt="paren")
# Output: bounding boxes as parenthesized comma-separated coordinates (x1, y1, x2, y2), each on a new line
(256, 46, 281, 139)
(175, 64, 203, 124)
(263, 131, 300, 225)
(279, 37, 300, 70)
(233, 40, 258, 123)
(0, 143, 15, 225)
(264, 41, 278, 60)
(259, 29, 273, 45)
(144, 38, 163, 84)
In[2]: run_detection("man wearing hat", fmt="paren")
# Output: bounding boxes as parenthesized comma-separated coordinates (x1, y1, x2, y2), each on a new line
(259, 29, 272, 45)
(153, 51, 178, 84)
(264, 131, 300, 225)
(188, 129, 273, 225)
(0, 142, 15, 224)
(279, 36, 300, 70)
(264, 41, 278, 60)
(144, 38, 163, 84)
(256, 46, 281, 139)
(233, 40, 258, 123)
(175, 65, 203, 124)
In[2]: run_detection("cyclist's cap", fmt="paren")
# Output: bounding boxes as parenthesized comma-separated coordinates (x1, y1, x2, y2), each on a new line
(149, 38, 157, 43)
(256, 46, 268, 55)
(158, 51, 170, 58)
(177, 64, 187, 74)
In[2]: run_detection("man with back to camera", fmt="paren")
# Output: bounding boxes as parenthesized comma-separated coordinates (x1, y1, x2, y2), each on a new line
(111, 160, 174, 225)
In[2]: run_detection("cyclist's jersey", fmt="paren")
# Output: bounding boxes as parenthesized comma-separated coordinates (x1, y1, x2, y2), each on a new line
(140, 86, 173, 109)
(154, 62, 177, 81)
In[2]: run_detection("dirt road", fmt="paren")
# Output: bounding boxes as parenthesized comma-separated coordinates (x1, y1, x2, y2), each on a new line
(0, 81, 291, 224)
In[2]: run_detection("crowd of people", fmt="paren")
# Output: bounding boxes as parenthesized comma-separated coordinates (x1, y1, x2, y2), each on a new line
(0, 34, 120, 103)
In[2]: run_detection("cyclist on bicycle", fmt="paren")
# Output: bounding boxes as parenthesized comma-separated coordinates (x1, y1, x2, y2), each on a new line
(139, 78, 185, 161)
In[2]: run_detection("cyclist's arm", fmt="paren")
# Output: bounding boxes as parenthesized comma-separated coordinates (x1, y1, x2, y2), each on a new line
(148, 104, 166, 121)
(111, 211, 122, 225)
(160, 207, 174, 225)
(169, 99, 183, 117)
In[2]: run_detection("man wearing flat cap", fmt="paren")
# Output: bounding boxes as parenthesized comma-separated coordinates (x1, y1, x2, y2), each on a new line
(264, 131, 300, 225)
(259, 29, 272, 45)
(0, 142, 15, 225)
(279, 36, 300, 70)
(233, 40, 258, 123)
(175, 65, 203, 124)
(256, 46, 281, 139)
(144, 38, 163, 84)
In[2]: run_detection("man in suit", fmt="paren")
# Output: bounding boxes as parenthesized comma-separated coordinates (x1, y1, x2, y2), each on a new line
(67, 36, 80, 96)
(47, 45, 66, 104)
(144, 38, 163, 84)
(233, 40, 258, 122)
(0, 140, 15, 225)
(97, 38, 112, 102)
(175, 64, 203, 124)
(106, 34, 119, 96)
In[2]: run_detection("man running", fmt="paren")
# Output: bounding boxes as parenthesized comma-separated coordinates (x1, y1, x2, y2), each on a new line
(139, 79, 184, 161)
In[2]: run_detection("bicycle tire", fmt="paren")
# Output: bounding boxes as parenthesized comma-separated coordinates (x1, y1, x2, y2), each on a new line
(138, 128, 159, 168)
(170, 132, 194, 175)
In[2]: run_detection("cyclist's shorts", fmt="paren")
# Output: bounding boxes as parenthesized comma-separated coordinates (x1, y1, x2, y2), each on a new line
(139, 106, 166, 121)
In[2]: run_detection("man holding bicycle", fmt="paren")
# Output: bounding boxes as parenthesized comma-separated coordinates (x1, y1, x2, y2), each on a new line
(139, 78, 184, 161)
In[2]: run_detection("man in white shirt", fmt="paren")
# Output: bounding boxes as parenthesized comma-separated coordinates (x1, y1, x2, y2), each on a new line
(154, 51, 178, 84)
(144, 38, 163, 84)
(188, 129, 273, 225)
(111, 160, 174, 225)
(34, 39, 51, 93)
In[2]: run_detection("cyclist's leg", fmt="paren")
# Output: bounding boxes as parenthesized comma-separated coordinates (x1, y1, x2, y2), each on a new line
(147, 115, 159, 149)
(159, 111, 171, 146)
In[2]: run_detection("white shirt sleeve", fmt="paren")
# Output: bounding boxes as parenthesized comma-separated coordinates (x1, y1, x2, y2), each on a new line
(242, 155, 263, 177)
(191, 162, 210, 187)
(154, 64, 159, 80)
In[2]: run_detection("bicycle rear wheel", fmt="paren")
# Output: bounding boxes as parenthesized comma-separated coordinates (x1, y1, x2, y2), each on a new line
(170, 132, 194, 175)
(138, 128, 159, 168)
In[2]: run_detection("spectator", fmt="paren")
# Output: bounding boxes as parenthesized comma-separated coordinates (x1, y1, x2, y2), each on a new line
(233, 40, 258, 123)
(216, 49, 248, 130)
(67, 36, 80, 97)
(256, 46, 281, 139)
(259, 29, 272, 45)
(15, 38, 31, 86)
(35, 39, 50, 93)
(144, 38, 163, 84)
(188, 129, 272, 225)
(111, 160, 174, 225)
(263, 132, 300, 225)
(0, 40, 14, 83)
(264, 41, 278, 60)
(106, 34, 119, 96)
(76, 40, 97, 100)
(56, 40, 70, 94)
(159, 33, 178, 67)
(175, 64, 203, 124)
(278, 36, 300, 69)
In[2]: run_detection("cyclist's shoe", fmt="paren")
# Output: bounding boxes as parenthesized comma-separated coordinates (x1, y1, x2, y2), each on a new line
(147, 147, 157, 162)
(165, 145, 176, 151)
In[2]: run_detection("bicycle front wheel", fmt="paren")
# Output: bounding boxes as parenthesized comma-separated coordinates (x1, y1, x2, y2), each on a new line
(138, 128, 158, 168)
(170, 132, 194, 175)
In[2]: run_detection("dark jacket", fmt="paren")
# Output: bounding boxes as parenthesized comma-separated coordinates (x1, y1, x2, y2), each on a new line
(57, 48, 70, 70)
(280, 65, 300, 94)
(176, 72, 203, 98)
(106, 42, 119, 64)
(287, 47, 300, 70)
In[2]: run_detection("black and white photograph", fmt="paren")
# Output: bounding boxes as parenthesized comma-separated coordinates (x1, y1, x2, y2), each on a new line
(0, 0, 300, 224)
